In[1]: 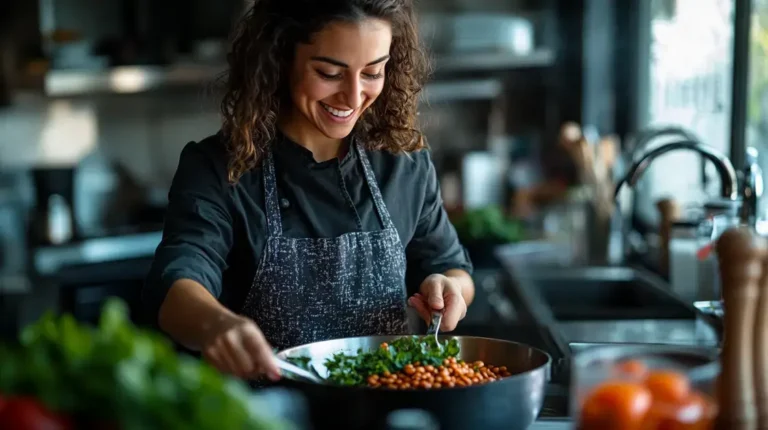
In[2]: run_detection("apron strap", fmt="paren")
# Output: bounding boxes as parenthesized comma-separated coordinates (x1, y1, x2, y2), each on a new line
(262, 149, 283, 237)
(355, 143, 396, 230)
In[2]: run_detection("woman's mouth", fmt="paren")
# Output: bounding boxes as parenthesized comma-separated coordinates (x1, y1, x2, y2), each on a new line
(320, 102, 355, 123)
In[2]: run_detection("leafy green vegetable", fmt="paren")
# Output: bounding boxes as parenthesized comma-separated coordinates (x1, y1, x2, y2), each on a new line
(285, 356, 312, 371)
(451, 206, 524, 244)
(0, 299, 290, 430)
(319, 336, 460, 386)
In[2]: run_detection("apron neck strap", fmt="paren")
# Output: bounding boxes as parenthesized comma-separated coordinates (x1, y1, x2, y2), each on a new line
(262, 149, 283, 237)
(354, 142, 395, 230)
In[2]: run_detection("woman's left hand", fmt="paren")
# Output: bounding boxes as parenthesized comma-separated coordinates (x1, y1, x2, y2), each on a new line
(408, 274, 467, 332)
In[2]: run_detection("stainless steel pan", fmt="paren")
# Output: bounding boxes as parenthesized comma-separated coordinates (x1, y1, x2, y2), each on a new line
(274, 335, 551, 430)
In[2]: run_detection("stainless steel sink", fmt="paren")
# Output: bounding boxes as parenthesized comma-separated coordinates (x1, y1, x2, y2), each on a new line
(495, 246, 721, 346)
(515, 266, 695, 321)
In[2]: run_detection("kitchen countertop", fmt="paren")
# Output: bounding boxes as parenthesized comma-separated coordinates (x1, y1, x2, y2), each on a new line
(32, 230, 162, 276)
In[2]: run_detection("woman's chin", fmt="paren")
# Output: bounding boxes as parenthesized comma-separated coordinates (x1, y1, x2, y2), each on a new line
(318, 123, 356, 140)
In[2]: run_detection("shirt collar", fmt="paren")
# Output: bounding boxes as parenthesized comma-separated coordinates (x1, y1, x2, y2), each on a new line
(273, 132, 357, 169)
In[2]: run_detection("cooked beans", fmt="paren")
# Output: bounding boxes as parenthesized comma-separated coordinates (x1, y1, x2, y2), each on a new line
(366, 354, 512, 390)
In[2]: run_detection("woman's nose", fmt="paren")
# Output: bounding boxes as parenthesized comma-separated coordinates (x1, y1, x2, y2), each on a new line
(344, 78, 363, 108)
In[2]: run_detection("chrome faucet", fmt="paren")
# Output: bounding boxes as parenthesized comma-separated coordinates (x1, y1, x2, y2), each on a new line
(740, 147, 764, 228)
(625, 126, 701, 155)
(615, 138, 768, 231)
(615, 139, 739, 202)
(611, 139, 741, 262)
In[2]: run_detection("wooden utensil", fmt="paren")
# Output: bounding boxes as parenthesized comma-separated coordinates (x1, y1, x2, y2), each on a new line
(559, 122, 582, 148)
(715, 227, 766, 430)
(598, 135, 619, 174)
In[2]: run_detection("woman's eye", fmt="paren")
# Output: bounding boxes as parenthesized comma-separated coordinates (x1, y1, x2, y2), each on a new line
(363, 72, 384, 80)
(316, 70, 342, 80)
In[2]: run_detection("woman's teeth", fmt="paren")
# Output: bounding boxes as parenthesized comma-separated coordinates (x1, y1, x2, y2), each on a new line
(321, 103, 354, 118)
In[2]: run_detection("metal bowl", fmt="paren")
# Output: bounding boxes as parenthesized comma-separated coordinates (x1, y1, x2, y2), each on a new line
(274, 335, 551, 430)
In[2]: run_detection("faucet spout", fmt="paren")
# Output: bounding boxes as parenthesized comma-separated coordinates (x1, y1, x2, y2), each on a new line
(629, 126, 700, 153)
(615, 139, 739, 201)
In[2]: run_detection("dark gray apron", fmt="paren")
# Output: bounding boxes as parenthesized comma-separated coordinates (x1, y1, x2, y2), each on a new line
(240, 142, 410, 352)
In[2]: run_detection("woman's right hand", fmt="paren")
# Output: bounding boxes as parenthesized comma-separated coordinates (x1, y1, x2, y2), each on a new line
(201, 315, 280, 381)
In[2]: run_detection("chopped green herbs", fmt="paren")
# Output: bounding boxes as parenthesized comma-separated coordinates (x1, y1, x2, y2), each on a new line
(285, 356, 312, 371)
(312, 336, 460, 386)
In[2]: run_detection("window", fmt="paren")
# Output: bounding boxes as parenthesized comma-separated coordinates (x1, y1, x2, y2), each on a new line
(747, 0, 768, 217)
(635, 0, 735, 225)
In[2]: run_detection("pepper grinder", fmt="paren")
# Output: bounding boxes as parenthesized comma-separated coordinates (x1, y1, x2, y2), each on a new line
(754, 255, 768, 427)
(715, 227, 766, 430)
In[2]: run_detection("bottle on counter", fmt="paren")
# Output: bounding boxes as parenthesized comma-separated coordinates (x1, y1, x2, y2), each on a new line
(668, 220, 700, 303)
(697, 199, 742, 303)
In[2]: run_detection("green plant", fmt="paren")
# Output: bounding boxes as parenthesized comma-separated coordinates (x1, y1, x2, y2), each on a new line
(0, 300, 289, 430)
(451, 206, 524, 244)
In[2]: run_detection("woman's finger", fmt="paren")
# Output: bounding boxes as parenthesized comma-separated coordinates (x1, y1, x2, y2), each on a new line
(418, 278, 445, 310)
(222, 330, 255, 376)
(441, 293, 465, 332)
(203, 346, 228, 373)
(213, 338, 241, 376)
(242, 323, 280, 381)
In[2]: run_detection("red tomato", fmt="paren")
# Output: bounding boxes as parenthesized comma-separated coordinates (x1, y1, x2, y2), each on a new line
(644, 371, 691, 403)
(0, 397, 73, 430)
(580, 381, 653, 430)
(614, 360, 649, 380)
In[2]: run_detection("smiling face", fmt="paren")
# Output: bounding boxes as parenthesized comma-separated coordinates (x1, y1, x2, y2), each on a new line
(284, 18, 392, 150)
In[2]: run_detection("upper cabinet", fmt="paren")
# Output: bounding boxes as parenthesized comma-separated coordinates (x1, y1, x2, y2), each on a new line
(40, 0, 243, 68)
(37, 0, 559, 96)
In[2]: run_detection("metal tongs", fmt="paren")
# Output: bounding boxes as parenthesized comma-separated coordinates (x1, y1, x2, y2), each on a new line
(427, 310, 444, 350)
(275, 356, 325, 384)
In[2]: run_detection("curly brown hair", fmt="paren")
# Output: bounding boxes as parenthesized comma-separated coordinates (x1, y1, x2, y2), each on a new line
(219, 0, 431, 183)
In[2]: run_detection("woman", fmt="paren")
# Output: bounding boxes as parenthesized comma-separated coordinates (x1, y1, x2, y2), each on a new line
(144, 0, 474, 382)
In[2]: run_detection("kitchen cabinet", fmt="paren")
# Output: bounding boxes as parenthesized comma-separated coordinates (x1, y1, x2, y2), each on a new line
(53, 256, 153, 327)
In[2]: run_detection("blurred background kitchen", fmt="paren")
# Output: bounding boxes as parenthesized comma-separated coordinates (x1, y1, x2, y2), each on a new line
(0, 0, 762, 338)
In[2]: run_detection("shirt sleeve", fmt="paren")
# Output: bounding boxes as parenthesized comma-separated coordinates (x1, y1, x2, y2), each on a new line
(405, 151, 473, 281)
(143, 141, 234, 324)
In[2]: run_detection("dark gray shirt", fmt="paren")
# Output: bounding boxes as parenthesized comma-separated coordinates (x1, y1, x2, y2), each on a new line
(143, 133, 473, 322)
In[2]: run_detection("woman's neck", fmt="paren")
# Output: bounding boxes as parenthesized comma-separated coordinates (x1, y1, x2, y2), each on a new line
(278, 113, 344, 163)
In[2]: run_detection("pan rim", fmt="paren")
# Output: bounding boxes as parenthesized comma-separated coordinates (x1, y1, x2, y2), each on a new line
(275, 334, 552, 390)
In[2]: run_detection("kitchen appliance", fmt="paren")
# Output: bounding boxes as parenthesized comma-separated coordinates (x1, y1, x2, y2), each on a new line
(275, 335, 551, 430)
(30, 167, 77, 245)
(461, 152, 505, 209)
